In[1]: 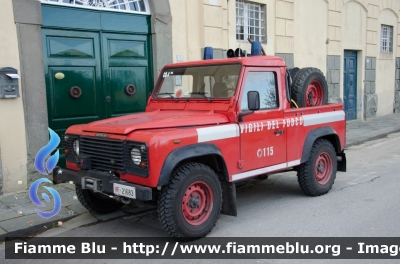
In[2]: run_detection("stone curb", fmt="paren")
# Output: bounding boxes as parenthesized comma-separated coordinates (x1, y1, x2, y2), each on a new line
(346, 128, 400, 148)
(0, 205, 156, 241)
(0, 215, 75, 242)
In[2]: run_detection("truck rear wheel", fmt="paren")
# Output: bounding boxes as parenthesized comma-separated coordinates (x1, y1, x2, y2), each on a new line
(291, 67, 328, 107)
(158, 162, 222, 240)
(76, 186, 123, 214)
(297, 139, 337, 196)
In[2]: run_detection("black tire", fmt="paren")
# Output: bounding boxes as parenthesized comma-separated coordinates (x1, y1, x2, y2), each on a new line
(297, 139, 337, 196)
(291, 67, 328, 107)
(288, 67, 300, 79)
(158, 162, 222, 240)
(76, 185, 124, 214)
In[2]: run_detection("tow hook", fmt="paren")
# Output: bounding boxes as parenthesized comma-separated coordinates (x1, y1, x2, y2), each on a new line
(120, 197, 131, 204)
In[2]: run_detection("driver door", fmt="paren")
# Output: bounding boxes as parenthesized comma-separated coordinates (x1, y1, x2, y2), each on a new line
(234, 67, 287, 181)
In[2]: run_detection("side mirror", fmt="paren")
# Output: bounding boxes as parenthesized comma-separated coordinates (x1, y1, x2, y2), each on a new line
(247, 91, 260, 111)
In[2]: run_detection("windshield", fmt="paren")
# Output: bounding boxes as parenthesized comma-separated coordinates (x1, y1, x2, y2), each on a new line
(154, 64, 241, 99)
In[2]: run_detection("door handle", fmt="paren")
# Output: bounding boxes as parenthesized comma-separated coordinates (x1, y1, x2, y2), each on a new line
(274, 130, 285, 135)
(106, 96, 111, 103)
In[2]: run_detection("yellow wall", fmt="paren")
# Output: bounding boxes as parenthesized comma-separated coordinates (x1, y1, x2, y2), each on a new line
(341, 2, 367, 50)
(170, 0, 225, 62)
(341, 1, 367, 119)
(171, 0, 275, 61)
(0, 0, 28, 193)
(293, 0, 327, 73)
(169, 0, 400, 120)
(376, 9, 397, 117)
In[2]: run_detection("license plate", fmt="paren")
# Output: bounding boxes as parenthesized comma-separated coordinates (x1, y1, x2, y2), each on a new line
(113, 183, 136, 199)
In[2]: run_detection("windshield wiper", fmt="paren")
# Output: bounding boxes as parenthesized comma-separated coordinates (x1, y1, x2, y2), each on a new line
(157, 92, 178, 102)
(189, 92, 212, 102)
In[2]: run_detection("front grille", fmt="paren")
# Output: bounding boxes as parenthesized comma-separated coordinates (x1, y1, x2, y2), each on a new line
(80, 136, 125, 171)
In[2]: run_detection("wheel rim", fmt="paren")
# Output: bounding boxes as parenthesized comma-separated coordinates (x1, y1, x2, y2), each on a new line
(181, 181, 213, 226)
(314, 152, 333, 185)
(305, 81, 323, 106)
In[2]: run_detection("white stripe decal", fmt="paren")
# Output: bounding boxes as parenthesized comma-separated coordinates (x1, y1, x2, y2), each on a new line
(232, 163, 287, 181)
(232, 159, 302, 181)
(287, 159, 301, 167)
(197, 124, 239, 143)
(302, 111, 345, 127)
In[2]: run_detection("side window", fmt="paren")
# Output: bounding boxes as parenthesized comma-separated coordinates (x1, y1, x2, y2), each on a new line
(241, 72, 278, 111)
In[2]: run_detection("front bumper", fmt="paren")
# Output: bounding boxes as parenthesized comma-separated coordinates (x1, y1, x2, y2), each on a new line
(53, 168, 152, 201)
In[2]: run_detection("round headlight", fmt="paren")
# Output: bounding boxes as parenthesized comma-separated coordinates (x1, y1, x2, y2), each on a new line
(73, 140, 79, 155)
(131, 147, 141, 165)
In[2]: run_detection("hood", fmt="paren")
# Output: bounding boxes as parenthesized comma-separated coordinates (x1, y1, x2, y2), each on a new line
(82, 111, 229, 135)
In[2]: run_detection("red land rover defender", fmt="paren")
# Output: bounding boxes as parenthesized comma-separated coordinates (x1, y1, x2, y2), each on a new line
(54, 51, 346, 239)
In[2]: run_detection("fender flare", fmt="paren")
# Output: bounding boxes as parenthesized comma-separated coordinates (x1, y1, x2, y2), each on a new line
(157, 143, 228, 187)
(300, 127, 341, 163)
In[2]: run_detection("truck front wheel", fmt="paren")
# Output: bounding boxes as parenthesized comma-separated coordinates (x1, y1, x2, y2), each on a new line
(76, 186, 124, 214)
(297, 139, 337, 196)
(158, 163, 222, 240)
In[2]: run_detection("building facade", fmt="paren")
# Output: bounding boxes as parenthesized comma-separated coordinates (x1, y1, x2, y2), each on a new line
(0, 0, 399, 194)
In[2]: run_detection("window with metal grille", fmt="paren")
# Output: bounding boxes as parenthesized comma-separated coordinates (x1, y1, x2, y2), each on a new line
(236, 1, 266, 43)
(381, 25, 393, 53)
(41, 0, 149, 13)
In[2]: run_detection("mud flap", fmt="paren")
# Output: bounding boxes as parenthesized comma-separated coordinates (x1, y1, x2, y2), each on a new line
(220, 181, 237, 216)
(337, 151, 347, 172)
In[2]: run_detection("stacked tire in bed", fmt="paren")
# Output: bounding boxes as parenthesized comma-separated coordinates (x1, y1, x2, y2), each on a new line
(288, 67, 328, 107)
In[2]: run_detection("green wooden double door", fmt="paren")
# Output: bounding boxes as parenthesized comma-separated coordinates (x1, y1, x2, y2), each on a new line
(42, 6, 153, 166)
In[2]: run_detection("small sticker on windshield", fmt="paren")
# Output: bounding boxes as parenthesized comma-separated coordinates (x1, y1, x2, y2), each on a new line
(163, 72, 174, 78)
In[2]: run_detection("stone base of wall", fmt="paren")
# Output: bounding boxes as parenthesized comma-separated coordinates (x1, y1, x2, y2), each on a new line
(364, 94, 378, 118)
(275, 53, 294, 68)
(0, 146, 2, 195)
(328, 97, 342, 104)
(395, 58, 400, 113)
(200, 48, 227, 60)
(27, 156, 42, 186)
(327, 55, 341, 103)
(364, 57, 377, 119)
(394, 92, 400, 113)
